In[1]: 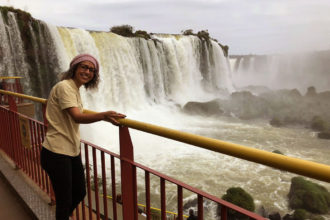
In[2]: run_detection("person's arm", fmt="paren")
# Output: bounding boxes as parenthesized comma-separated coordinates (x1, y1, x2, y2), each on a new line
(66, 107, 126, 125)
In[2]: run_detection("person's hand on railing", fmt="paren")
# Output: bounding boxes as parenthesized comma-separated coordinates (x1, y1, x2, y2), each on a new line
(103, 111, 126, 126)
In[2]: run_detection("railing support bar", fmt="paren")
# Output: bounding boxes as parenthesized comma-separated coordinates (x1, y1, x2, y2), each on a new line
(119, 126, 137, 220)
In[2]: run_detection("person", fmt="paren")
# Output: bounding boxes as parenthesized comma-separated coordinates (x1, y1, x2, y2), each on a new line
(187, 209, 197, 220)
(40, 53, 126, 220)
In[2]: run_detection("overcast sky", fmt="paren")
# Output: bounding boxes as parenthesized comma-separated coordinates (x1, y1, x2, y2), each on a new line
(1, 0, 330, 55)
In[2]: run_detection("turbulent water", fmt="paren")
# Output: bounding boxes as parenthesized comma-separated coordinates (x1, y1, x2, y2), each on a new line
(1, 9, 330, 219)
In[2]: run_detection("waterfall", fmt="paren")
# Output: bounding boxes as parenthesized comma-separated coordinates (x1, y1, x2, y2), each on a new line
(0, 8, 234, 111)
(0, 12, 31, 92)
(230, 53, 330, 93)
(50, 27, 234, 111)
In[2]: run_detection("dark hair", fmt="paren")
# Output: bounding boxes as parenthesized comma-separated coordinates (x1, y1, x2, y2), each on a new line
(60, 62, 100, 90)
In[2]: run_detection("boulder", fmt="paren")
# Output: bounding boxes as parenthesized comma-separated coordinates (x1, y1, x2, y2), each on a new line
(311, 116, 328, 131)
(317, 131, 330, 140)
(288, 176, 330, 214)
(270, 117, 282, 127)
(305, 86, 317, 97)
(229, 91, 270, 119)
(182, 99, 223, 116)
(269, 212, 281, 220)
(220, 187, 255, 220)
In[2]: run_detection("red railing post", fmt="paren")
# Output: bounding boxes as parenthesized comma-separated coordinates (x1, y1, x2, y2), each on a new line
(119, 126, 138, 220)
(8, 96, 18, 163)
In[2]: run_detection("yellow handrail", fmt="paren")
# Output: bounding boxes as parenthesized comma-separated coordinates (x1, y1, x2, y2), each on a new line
(0, 89, 47, 104)
(2, 89, 330, 183)
(0, 76, 23, 80)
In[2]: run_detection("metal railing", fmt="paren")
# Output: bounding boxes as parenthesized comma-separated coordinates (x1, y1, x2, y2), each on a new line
(0, 77, 23, 104)
(2, 89, 330, 219)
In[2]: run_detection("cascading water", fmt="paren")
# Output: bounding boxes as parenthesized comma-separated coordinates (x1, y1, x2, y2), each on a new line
(52, 28, 234, 111)
(2, 8, 330, 219)
(231, 53, 330, 93)
(0, 12, 31, 92)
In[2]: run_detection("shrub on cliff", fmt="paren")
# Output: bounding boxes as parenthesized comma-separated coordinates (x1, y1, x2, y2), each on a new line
(182, 29, 195, 36)
(197, 30, 210, 41)
(219, 187, 255, 219)
(288, 176, 330, 214)
(135, 30, 151, 40)
(110, 24, 135, 37)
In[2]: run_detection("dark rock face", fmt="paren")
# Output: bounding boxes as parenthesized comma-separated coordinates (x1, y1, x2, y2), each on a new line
(306, 86, 317, 97)
(317, 132, 330, 139)
(288, 177, 330, 214)
(183, 99, 223, 116)
(269, 212, 281, 220)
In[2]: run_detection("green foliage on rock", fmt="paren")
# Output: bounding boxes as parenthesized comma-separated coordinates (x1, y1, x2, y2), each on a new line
(222, 187, 255, 219)
(197, 30, 210, 41)
(182, 29, 195, 36)
(110, 24, 135, 37)
(293, 209, 309, 220)
(110, 25, 152, 40)
(270, 117, 282, 127)
(288, 176, 330, 214)
(135, 30, 151, 40)
(311, 116, 328, 131)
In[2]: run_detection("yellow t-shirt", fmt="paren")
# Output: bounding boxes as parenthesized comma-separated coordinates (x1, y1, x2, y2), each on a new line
(42, 79, 83, 156)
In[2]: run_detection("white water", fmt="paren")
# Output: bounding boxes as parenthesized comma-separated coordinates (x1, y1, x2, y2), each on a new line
(231, 54, 330, 93)
(46, 25, 330, 218)
(0, 12, 31, 92)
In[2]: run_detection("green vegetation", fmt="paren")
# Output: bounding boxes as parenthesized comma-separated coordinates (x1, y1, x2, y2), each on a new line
(311, 116, 328, 132)
(110, 24, 152, 39)
(110, 24, 135, 37)
(221, 187, 255, 219)
(182, 29, 229, 56)
(288, 176, 330, 214)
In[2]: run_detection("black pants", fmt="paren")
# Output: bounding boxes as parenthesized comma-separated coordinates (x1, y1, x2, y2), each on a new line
(41, 147, 86, 220)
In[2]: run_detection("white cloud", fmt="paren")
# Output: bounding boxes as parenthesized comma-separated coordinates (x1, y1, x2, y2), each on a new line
(1, 0, 330, 54)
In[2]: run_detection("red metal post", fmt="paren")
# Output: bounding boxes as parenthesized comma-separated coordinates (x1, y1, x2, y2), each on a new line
(119, 126, 137, 220)
(84, 144, 93, 220)
(221, 205, 228, 220)
(198, 195, 203, 220)
(145, 171, 151, 220)
(111, 155, 117, 220)
(161, 178, 166, 220)
(92, 148, 100, 220)
(101, 152, 108, 220)
(177, 185, 183, 220)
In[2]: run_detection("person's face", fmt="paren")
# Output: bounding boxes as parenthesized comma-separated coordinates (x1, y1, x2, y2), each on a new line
(73, 61, 96, 88)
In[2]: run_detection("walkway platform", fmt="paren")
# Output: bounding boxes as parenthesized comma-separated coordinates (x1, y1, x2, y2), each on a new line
(0, 150, 55, 220)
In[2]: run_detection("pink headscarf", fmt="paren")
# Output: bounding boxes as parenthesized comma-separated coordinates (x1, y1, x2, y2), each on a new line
(70, 54, 99, 75)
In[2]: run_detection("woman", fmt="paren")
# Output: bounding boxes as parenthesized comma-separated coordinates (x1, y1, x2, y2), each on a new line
(41, 54, 125, 220)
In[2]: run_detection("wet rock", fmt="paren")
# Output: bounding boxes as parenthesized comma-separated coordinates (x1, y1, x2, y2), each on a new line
(317, 131, 330, 139)
(288, 176, 330, 214)
(272, 150, 284, 155)
(270, 117, 282, 127)
(182, 99, 223, 116)
(283, 214, 294, 220)
(293, 209, 309, 220)
(305, 86, 317, 97)
(220, 187, 255, 220)
(268, 212, 281, 220)
(310, 116, 328, 131)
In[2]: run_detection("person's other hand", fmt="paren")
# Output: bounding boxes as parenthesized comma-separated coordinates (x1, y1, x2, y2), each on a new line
(104, 111, 126, 126)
